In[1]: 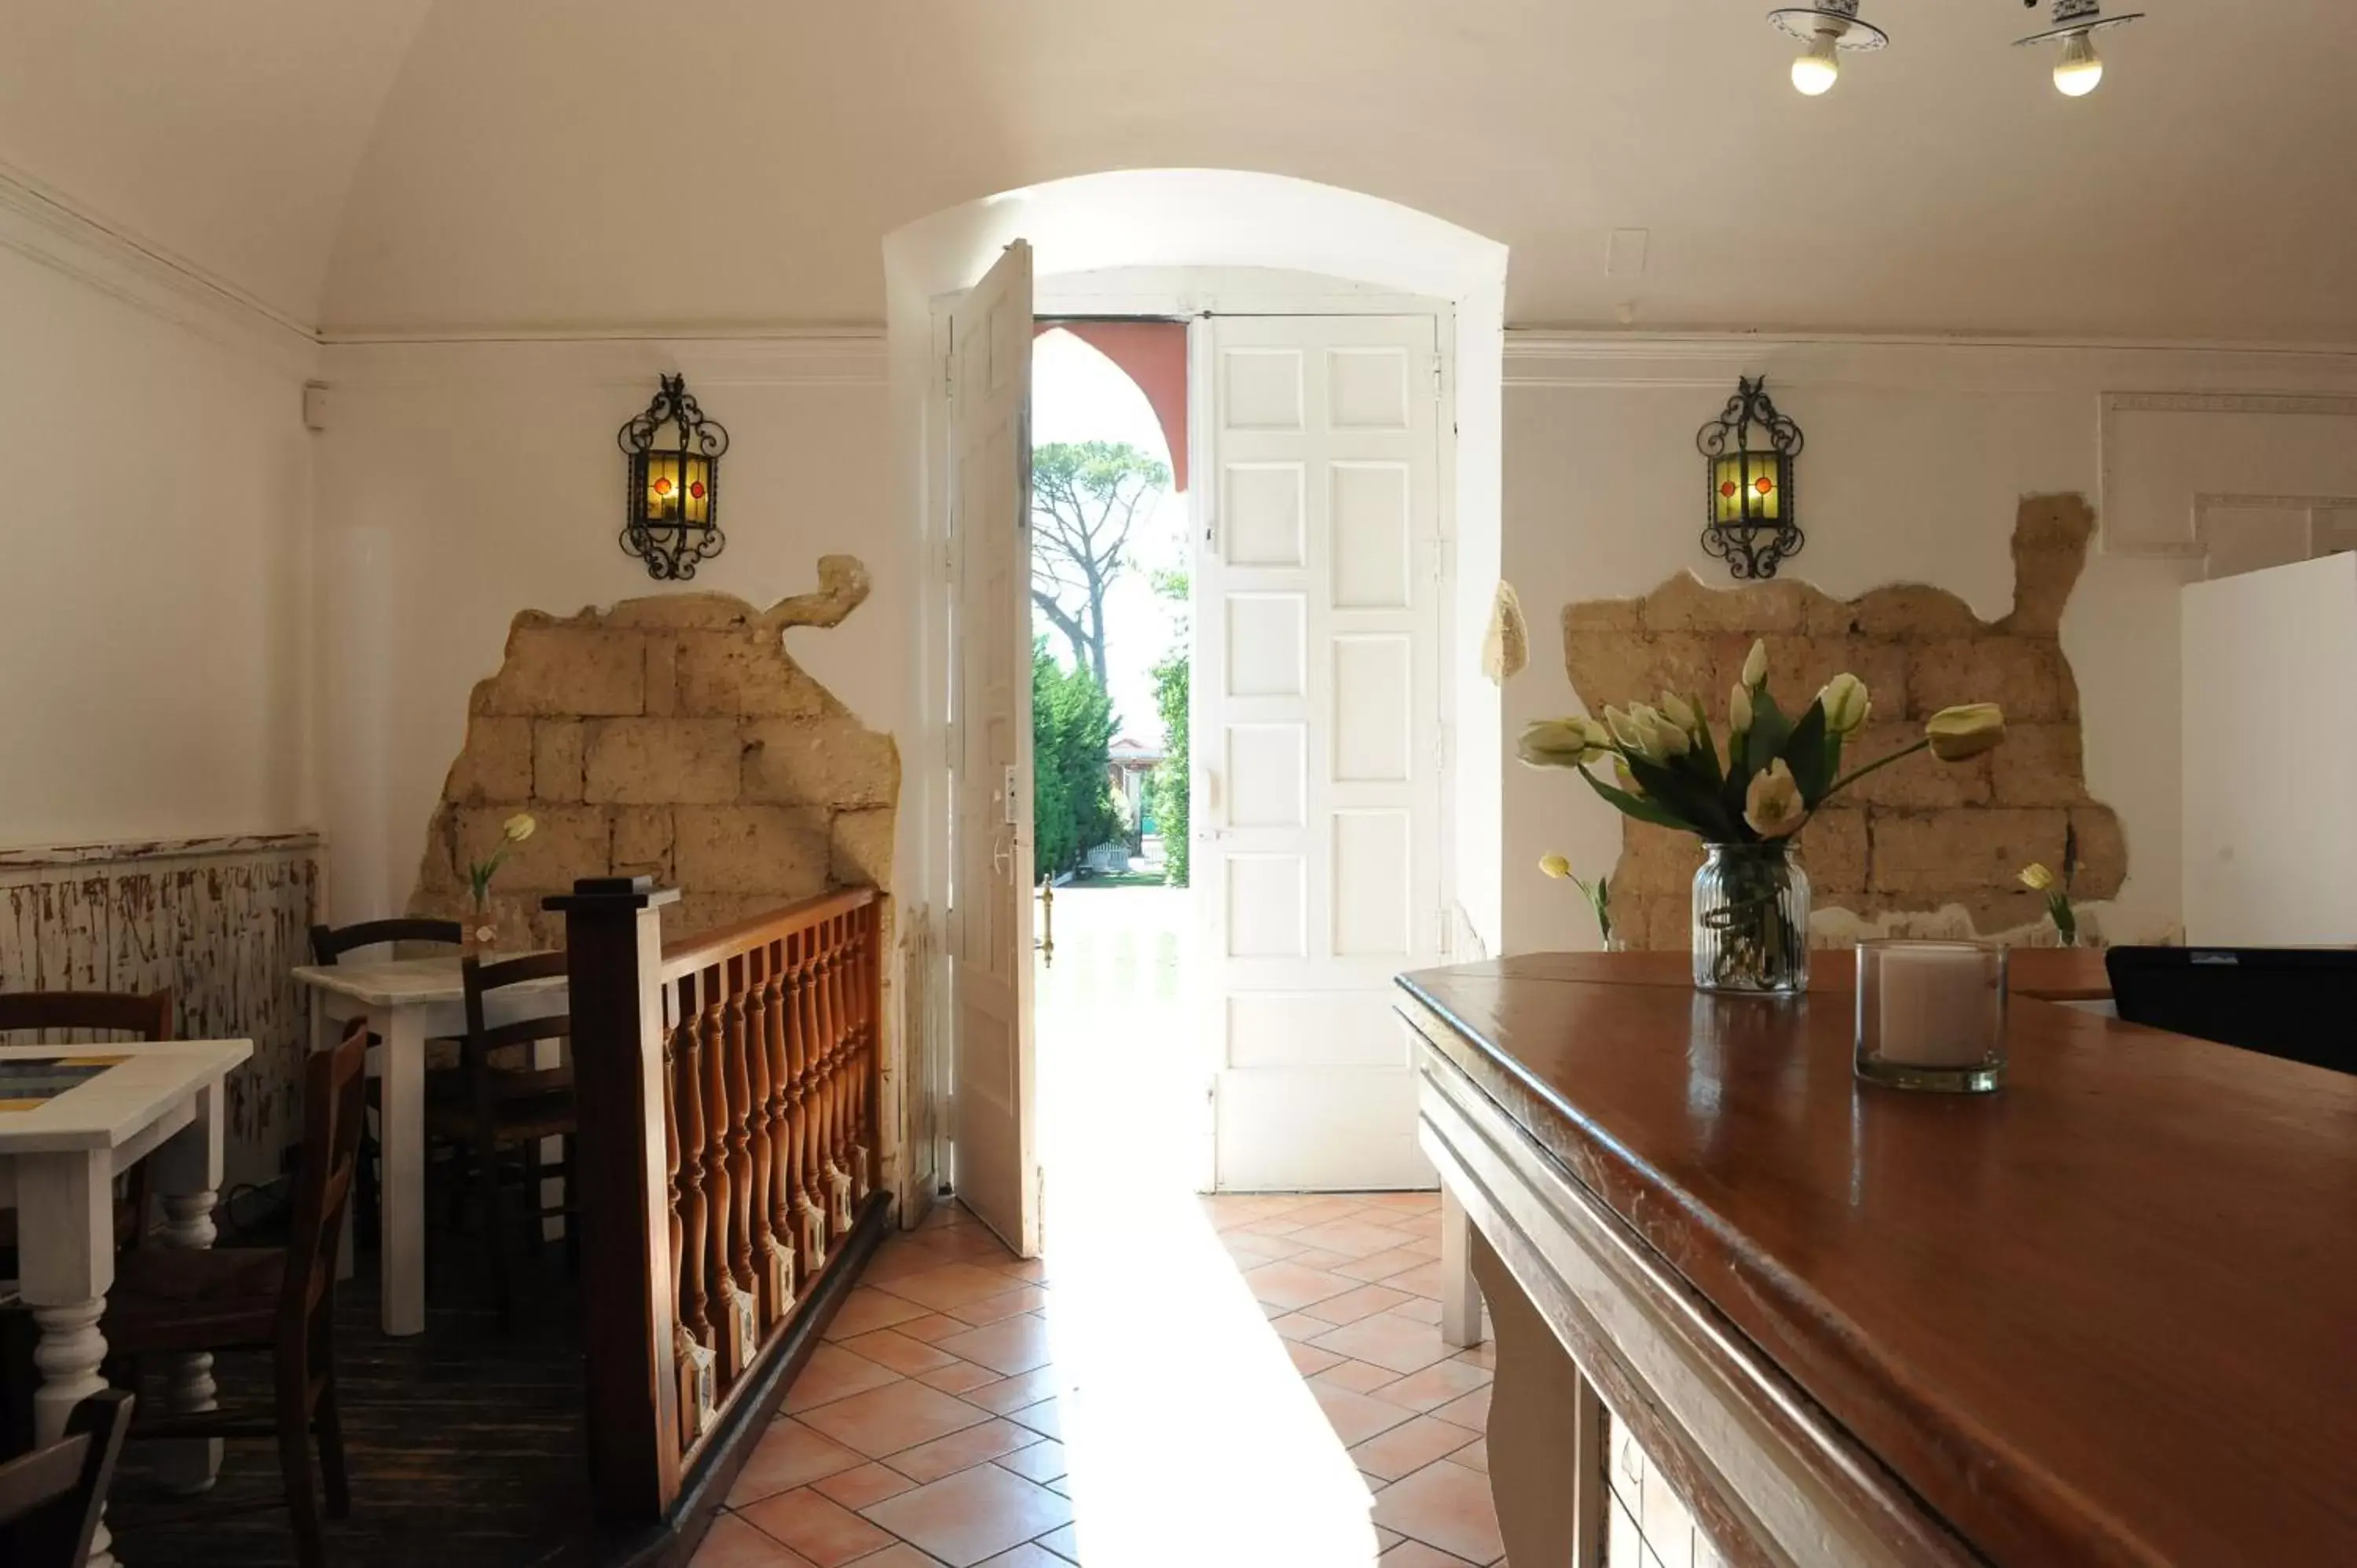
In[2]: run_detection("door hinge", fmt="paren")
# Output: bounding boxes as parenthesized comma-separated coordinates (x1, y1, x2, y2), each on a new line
(943, 345, 956, 399)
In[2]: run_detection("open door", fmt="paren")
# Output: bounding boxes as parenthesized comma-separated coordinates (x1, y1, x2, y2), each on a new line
(1197, 313, 1446, 1190)
(948, 241, 1041, 1255)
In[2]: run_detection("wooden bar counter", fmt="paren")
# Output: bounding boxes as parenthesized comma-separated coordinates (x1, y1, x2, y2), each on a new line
(1396, 949, 2357, 1567)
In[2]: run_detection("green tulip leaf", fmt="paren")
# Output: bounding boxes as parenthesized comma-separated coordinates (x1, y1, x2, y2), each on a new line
(1781, 701, 1832, 804)
(1626, 752, 1739, 840)
(1747, 687, 1793, 768)
(1578, 766, 1693, 832)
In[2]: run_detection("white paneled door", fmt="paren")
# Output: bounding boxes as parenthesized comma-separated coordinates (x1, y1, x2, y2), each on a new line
(1199, 314, 1444, 1190)
(949, 241, 1040, 1255)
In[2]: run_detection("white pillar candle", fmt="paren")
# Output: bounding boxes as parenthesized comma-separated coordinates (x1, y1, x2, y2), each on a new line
(1876, 945, 2001, 1068)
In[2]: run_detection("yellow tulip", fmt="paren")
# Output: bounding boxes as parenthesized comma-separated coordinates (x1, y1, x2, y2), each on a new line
(503, 812, 537, 843)
(1819, 673, 1871, 735)
(1518, 717, 1611, 769)
(1925, 704, 2007, 761)
(1659, 691, 1700, 736)
(2019, 863, 2055, 892)
(1729, 682, 1754, 735)
(1613, 757, 1645, 798)
(1741, 638, 1769, 691)
(1634, 705, 1691, 760)
(1540, 854, 1572, 880)
(1743, 760, 1808, 840)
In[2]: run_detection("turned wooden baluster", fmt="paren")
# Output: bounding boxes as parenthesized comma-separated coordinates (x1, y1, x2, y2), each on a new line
(757, 945, 795, 1317)
(672, 984, 710, 1370)
(788, 930, 827, 1273)
(662, 1012, 697, 1450)
(849, 910, 874, 1195)
(739, 946, 777, 1328)
(697, 982, 735, 1370)
(721, 958, 759, 1350)
(816, 917, 852, 1231)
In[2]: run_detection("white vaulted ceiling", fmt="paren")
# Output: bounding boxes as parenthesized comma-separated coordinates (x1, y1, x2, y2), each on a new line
(2, 0, 2353, 340)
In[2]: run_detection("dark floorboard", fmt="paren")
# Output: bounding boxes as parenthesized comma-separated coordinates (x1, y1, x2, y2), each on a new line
(107, 1235, 600, 1568)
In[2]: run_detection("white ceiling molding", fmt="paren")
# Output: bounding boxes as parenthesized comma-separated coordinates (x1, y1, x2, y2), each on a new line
(2099, 392, 2357, 559)
(317, 332, 886, 390)
(0, 159, 318, 376)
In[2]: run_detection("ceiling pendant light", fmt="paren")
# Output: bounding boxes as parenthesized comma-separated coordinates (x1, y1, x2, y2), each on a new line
(2017, 0, 2143, 97)
(1769, 2, 1889, 97)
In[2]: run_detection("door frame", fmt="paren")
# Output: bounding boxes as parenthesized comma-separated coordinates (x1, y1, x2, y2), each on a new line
(919, 266, 1466, 1204)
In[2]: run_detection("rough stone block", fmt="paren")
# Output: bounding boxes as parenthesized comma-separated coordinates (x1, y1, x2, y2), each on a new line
(741, 718, 900, 809)
(1838, 726, 1992, 810)
(1641, 894, 1694, 952)
(612, 806, 676, 881)
(533, 720, 585, 804)
(583, 718, 742, 805)
(477, 627, 645, 716)
(1849, 585, 1985, 643)
(2002, 496, 2097, 637)
(1608, 822, 1704, 897)
(1564, 632, 1717, 713)
(1869, 808, 2067, 897)
(1794, 808, 1867, 895)
(1562, 598, 1640, 633)
(455, 804, 610, 892)
(673, 805, 832, 896)
(644, 636, 680, 717)
(1637, 573, 1820, 636)
(830, 808, 896, 888)
(2068, 804, 2128, 900)
(1908, 637, 2076, 723)
(445, 716, 533, 802)
(599, 593, 753, 632)
(1989, 724, 2086, 807)
(676, 632, 828, 719)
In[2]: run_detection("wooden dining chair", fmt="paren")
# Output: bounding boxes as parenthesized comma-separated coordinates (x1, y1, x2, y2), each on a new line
(435, 952, 575, 1328)
(308, 918, 464, 1250)
(0, 1390, 133, 1568)
(0, 989, 174, 1259)
(98, 1019, 368, 1568)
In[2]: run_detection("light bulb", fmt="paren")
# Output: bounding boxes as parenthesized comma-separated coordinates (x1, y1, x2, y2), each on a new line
(1791, 30, 1842, 96)
(2053, 31, 2103, 97)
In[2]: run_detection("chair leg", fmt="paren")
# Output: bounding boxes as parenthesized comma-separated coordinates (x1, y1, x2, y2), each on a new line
(278, 1385, 328, 1568)
(477, 1134, 513, 1329)
(522, 1139, 544, 1255)
(314, 1374, 352, 1519)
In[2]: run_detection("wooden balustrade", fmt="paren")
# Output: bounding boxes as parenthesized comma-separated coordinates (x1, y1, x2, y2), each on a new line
(552, 877, 889, 1536)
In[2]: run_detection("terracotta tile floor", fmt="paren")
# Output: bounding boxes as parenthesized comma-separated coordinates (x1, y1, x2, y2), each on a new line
(692, 1191, 1500, 1567)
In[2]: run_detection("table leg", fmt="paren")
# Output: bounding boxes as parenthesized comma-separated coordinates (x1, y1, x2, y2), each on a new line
(20, 1149, 118, 1568)
(149, 1079, 226, 1495)
(1439, 1182, 1487, 1350)
(374, 1004, 428, 1336)
(1473, 1226, 1607, 1568)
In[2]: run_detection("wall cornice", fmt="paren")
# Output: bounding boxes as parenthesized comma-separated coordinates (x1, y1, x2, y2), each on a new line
(317, 331, 889, 390)
(0, 157, 318, 376)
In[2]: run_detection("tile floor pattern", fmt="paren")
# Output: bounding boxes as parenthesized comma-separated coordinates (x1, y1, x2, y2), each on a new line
(692, 1192, 1504, 1568)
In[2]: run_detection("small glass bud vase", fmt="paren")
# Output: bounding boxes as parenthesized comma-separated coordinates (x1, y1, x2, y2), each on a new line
(1856, 940, 2007, 1094)
(1692, 843, 1809, 994)
(461, 895, 511, 957)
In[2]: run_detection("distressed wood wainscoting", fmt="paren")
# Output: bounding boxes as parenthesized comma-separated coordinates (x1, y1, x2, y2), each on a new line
(0, 833, 320, 1182)
(554, 877, 889, 1565)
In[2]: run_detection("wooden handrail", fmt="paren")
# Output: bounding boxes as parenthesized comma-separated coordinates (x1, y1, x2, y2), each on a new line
(550, 876, 885, 1532)
(660, 887, 878, 979)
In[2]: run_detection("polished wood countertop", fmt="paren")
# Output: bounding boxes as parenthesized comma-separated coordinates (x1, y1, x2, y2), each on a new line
(1398, 951, 2357, 1566)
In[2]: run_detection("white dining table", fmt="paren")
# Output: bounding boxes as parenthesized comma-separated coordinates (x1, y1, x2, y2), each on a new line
(1, 1038, 250, 1568)
(290, 954, 567, 1337)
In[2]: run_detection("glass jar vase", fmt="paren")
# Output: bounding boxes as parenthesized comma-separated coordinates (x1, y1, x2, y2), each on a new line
(1692, 842, 1809, 994)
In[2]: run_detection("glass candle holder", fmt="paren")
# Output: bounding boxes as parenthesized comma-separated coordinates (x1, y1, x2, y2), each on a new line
(1855, 940, 2007, 1094)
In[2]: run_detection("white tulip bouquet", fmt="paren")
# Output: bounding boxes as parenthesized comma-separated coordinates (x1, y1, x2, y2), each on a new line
(1522, 639, 2008, 989)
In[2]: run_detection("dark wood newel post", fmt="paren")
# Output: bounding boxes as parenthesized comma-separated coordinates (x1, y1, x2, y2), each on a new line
(547, 875, 684, 1526)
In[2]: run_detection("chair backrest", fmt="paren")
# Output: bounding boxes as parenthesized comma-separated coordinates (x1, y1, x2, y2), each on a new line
(460, 952, 573, 1097)
(310, 918, 463, 966)
(279, 1021, 371, 1363)
(0, 989, 172, 1042)
(0, 1389, 132, 1568)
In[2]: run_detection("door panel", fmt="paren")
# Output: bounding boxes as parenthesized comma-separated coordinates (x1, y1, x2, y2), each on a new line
(1198, 314, 1444, 1192)
(949, 241, 1039, 1254)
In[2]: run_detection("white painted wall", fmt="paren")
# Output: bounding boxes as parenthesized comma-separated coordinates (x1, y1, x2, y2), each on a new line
(1498, 335, 2357, 958)
(309, 336, 898, 920)
(0, 241, 313, 849)
(2181, 555, 2357, 946)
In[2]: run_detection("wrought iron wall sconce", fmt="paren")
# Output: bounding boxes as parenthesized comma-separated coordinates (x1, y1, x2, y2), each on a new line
(1696, 377, 1805, 581)
(618, 373, 729, 580)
